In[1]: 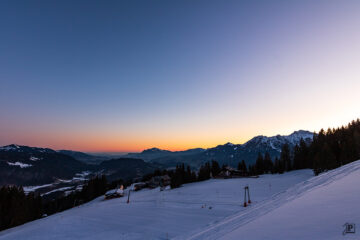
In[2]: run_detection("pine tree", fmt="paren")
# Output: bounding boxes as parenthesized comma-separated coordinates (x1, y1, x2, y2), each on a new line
(272, 157, 280, 174)
(198, 162, 211, 181)
(237, 160, 247, 173)
(280, 144, 291, 172)
(263, 152, 273, 173)
(211, 160, 221, 177)
(255, 153, 264, 175)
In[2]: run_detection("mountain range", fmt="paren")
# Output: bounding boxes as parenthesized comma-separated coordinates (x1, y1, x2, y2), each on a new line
(0, 145, 157, 188)
(124, 130, 314, 167)
(0, 130, 313, 189)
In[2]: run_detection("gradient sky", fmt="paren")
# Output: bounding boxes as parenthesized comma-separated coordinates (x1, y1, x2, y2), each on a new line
(1, 0, 360, 152)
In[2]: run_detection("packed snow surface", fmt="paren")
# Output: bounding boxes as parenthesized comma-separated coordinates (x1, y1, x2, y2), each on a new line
(179, 160, 360, 240)
(0, 170, 312, 240)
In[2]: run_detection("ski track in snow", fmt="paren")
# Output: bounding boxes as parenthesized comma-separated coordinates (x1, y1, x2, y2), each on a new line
(176, 160, 360, 240)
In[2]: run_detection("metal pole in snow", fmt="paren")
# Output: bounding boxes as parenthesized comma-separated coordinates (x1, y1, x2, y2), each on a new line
(247, 186, 251, 204)
(127, 190, 131, 204)
(243, 186, 247, 207)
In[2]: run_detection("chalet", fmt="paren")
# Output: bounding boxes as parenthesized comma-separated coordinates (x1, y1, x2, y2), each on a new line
(104, 185, 124, 199)
(132, 182, 147, 191)
(148, 175, 171, 188)
(148, 175, 171, 189)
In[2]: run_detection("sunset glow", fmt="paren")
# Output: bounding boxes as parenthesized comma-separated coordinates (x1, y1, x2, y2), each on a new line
(1, 0, 359, 152)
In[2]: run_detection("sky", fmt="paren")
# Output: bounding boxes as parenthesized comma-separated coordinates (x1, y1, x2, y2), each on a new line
(0, 0, 360, 153)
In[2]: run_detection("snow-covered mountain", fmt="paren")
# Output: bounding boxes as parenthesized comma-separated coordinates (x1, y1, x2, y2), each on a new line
(198, 131, 313, 167)
(0, 144, 56, 154)
(0, 144, 88, 186)
(0, 145, 158, 189)
(130, 130, 314, 167)
(243, 130, 313, 152)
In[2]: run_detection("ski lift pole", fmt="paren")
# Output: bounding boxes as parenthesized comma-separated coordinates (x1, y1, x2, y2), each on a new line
(243, 186, 247, 207)
(127, 189, 131, 204)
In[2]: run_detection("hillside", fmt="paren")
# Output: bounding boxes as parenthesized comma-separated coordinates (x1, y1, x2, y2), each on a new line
(179, 160, 360, 240)
(0, 145, 87, 186)
(1, 160, 359, 239)
(0, 169, 313, 239)
(58, 150, 110, 164)
(97, 158, 158, 181)
(0, 145, 160, 198)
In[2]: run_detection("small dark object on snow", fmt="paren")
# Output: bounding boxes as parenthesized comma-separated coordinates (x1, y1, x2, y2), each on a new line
(243, 186, 251, 207)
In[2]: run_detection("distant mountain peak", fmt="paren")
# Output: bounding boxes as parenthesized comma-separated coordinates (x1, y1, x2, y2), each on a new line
(141, 148, 170, 154)
(0, 144, 21, 151)
(0, 144, 55, 153)
(224, 142, 235, 146)
(244, 130, 314, 152)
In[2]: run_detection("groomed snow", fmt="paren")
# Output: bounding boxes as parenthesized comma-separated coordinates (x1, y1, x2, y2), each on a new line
(0, 170, 313, 240)
(180, 160, 360, 240)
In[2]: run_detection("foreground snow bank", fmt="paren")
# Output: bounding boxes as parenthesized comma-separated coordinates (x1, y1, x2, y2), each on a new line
(180, 160, 360, 240)
(0, 170, 312, 240)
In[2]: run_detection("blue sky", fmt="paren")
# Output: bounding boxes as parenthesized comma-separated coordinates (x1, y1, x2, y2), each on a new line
(1, 0, 360, 152)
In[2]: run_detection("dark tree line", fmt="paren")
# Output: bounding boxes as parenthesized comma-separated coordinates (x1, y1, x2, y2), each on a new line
(245, 144, 291, 176)
(248, 119, 360, 176)
(0, 175, 109, 231)
(169, 161, 223, 189)
(292, 119, 360, 175)
(170, 163, 197, 188)
(0, 186, 42, 231)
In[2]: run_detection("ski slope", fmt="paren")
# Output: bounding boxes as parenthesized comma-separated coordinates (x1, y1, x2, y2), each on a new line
(179, 160, 360, 240)
(0, 170, 313, 240)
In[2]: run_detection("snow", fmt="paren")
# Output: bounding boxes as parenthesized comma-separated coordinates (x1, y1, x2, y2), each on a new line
(0, 170, 313, 240)
(225, 142, 234, 146)
(29, 156, 40, 161)
(75, 171, 91, 178)
(243, 130, 314, 152)
(23, 184, 54, 194)
(105, 188, 124, 196)
(41, 187, 74, 196)
(7, 162, 32, 168)
(0, 145, 20, 151)
(180, 160, 360, 240)
(71, 171, 92, 181)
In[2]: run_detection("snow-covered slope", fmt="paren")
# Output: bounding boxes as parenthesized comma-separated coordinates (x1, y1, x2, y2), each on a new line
(2, 160, 357, 240)
(0, 171, 313, 240)
(179, 160, 360, 240)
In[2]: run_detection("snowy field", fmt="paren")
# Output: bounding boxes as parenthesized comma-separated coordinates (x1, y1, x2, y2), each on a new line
(180, 160, 360, 240)
(0, 170, 313, 240)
